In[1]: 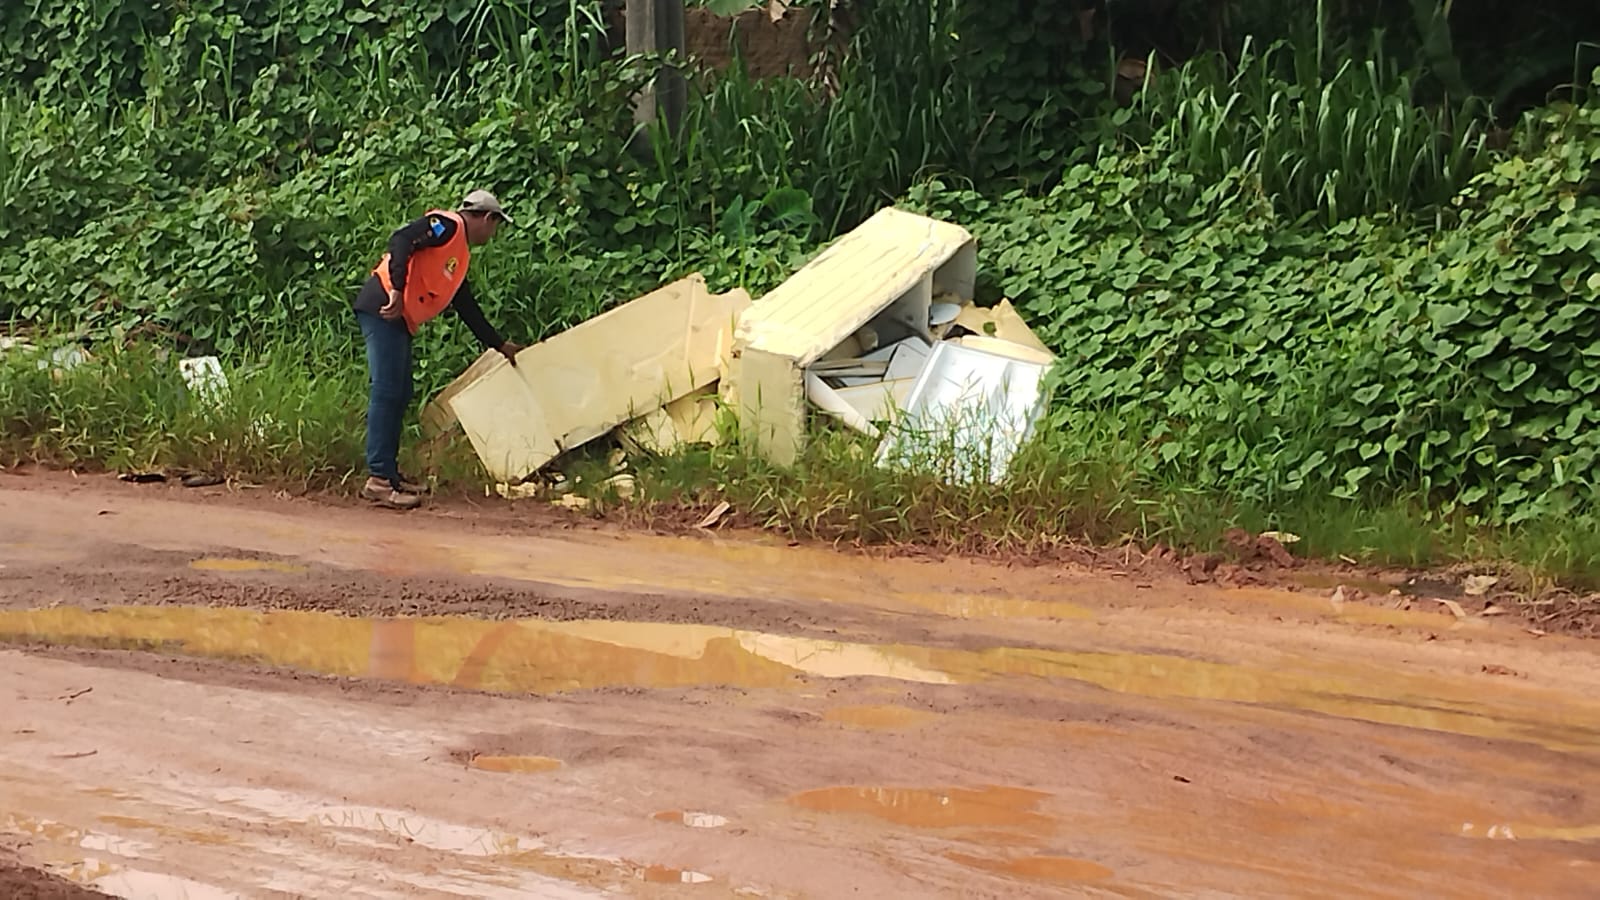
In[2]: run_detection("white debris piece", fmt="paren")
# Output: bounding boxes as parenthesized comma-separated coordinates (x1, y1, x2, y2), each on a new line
(179, 356, 230, 408)
(731, 207, 977, 465)
(874, 341, 1050, 484)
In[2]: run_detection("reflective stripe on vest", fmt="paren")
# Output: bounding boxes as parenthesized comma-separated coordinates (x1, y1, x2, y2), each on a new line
(372, 209, 471, 334)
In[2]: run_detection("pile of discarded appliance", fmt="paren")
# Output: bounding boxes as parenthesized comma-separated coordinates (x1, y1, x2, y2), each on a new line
(421, 207, 1058, 501)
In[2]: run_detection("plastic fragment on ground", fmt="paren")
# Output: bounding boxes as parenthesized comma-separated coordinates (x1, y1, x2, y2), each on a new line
(929, 302, 962, 327)
(695, 501, 731, 529)
(495, 482, 544, 501)
(2, 339, 93, 380)
(809, 359, 890, 379)
(178, 356, 273, 438)
(835, 337, 930, 387)
(605, 474, 637, 500)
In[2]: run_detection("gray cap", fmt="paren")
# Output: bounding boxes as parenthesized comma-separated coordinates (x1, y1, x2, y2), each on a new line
(459, 189, 513, 224)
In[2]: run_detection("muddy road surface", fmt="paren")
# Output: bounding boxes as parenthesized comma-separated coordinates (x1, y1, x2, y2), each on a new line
(2, 472, 1599, 898)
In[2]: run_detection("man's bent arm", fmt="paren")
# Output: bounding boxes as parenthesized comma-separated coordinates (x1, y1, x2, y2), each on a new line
(451, 280, 506, 350)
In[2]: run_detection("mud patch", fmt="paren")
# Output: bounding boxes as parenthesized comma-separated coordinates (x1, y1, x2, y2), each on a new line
(653, 811, 728, 829)
(10, 603, 1600, 753)
(0, 854, 109, 900)
(823, 704, 938, 730)
(467, 755, 563, 774)
(188, 557, 308, 575)
(0, 606, 950, 696)
(788, 785, 1054, 832)
(639, 864, 713, 884)
(945, 851, 1113, 884)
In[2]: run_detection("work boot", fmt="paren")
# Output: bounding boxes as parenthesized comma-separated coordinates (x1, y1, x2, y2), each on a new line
(361, 478, 422, 510)
(394, 471, 429, 494)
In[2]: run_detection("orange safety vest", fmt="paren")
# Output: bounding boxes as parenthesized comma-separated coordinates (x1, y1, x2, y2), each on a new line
(372, 209, 472, 334)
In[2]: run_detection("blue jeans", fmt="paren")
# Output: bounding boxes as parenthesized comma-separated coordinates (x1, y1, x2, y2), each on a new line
(358, 310, 413, 488)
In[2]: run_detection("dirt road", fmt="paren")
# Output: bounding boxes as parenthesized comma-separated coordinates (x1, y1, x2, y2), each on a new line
(2, 471, 1599, 898)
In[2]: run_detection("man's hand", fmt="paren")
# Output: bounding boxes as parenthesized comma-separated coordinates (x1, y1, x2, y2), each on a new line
(498, 340, 524, 365)
(379, 288, 404, 321)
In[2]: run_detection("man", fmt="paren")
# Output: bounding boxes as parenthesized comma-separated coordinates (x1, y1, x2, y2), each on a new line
(353, 189, 524, 509)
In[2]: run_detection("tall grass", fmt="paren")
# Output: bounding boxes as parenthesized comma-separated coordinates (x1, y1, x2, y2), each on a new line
(0, 339, 376, 487)
(1124, 35, 1490, 222)
(646, 0, 986, 234)
(631, 413, 1600, 588)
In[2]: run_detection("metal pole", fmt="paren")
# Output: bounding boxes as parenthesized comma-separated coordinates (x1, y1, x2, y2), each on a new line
(625, 0, 685, 139)
(625, 0, 658, 130)
(655, 0, 687, 138)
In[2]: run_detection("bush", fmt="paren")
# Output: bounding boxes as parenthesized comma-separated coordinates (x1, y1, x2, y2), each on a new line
(910, 70, 1600, 526)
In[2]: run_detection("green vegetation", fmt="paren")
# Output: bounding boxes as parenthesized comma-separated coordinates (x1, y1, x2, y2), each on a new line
(5, 1, 1600, 587)
(914, 84, 1600, 530)
(0, 341, 366, 489)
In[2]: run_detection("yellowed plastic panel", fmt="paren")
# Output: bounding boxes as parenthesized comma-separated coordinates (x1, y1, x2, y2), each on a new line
(730, 207, 976, 463)
(952, 299, 1054, 357)
(733, 347, 806, 467)
(447, 274, 750, 482)
(419, 348, 504, 438)
(953, 335, 1056, 366)
(622, 390, 722, 454)
(733, 207, 976, 365)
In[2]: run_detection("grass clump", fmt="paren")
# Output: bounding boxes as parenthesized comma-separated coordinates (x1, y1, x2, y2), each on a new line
(632, 419, 1600, 590)
(0, 339, 370, 489)
(8, 341, 1600, 595)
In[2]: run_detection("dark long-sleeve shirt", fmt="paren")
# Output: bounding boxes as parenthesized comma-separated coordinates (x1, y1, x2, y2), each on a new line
(353, 213, 504, 349)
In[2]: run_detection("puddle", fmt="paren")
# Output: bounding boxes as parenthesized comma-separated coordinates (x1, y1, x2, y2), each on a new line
(946, 852, 1113, 883)
(216, 787, 537, 858)
(4, 813, 154, 859)
(641, 865, 714, 884)
(0, 606, 949, 695)
(4, 813, 237, 899)
(9, 798, 615, 899)
(787, 786, 1053, 832)
(5, 605, 1600, 752)
(913, 645, 1600, 753)
(1461, 822, 1600, 842)
(823, 704, 938, 730)
(189, 557, 308, 575)
(97, 814, 233, 846)
(1289, 572, 1398, 595)
(469, 755, 563, 774)
(653, 811, 728, 829)
(1226, 585, 1455, 629)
